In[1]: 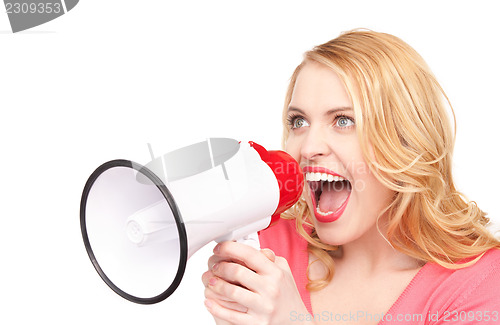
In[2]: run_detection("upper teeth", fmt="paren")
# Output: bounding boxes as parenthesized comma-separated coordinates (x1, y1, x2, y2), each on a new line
(305, 172, 345, 182)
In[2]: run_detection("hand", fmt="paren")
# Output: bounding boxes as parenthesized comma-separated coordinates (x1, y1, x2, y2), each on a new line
(202, 245, 277, 325)
(202, 245, 277, 324)
(201, 241, 311, 325)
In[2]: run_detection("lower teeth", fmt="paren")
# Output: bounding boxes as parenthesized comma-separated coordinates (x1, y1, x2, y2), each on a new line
(316, 207, 333, 216)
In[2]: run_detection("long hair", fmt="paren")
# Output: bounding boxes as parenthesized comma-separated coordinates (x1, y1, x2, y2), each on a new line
(281, 29, 500, 291)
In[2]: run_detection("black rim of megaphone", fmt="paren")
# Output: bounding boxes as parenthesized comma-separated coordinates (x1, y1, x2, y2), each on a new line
(80, 159, 188, 304)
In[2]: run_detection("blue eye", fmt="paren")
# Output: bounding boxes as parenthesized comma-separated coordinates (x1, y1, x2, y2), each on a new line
(335, 116, 355, 128)
(287, 115, 310, 129)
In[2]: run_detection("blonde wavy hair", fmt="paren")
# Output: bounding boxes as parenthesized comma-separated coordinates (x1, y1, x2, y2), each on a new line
(281, 29, 500, 291)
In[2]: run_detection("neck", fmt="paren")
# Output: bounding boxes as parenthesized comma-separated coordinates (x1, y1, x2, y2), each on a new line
(332, 220, 421, 275)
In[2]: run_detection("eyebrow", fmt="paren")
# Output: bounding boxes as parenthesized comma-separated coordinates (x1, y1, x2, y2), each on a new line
(287, 106, 353, 116)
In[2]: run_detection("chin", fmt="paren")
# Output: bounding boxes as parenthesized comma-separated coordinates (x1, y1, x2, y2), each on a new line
(313, 221, 350, 246)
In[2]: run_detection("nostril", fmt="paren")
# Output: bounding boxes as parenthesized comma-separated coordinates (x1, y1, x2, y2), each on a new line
(301, 149, 326, 161)
(300, 139, 331, 161)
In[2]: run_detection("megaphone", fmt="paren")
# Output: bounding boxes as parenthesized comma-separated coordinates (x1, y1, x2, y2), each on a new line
(80, 138, 303, 304)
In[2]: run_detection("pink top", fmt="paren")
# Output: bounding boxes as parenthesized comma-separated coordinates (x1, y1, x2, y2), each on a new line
(259, 218, 500, 324)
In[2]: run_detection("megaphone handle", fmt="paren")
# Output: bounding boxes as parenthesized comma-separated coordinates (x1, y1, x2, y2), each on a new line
(236, 231, 261, 250)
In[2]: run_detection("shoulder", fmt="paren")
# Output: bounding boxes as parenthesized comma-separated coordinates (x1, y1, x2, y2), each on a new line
(430, 249, 500, 323)
(385, 249, 500, 324)
(446, 249, 500, 305)
(425, 248, 500, 295)
(394, 248, 500, 322)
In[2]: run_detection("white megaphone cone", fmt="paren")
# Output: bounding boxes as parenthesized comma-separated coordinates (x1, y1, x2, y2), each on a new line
(80, 138, 303, 304)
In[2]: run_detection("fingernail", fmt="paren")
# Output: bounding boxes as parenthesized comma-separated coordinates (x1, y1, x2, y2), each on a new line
(212, 262, 219, 271)
(208, 277, 218, 286)
(204, 299, 213, 309)
(213, 243, 221, 254)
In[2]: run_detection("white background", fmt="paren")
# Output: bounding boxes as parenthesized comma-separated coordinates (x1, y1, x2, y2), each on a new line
(1, 1, 499, 324)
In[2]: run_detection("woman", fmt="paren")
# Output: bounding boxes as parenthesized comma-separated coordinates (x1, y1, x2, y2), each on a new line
(202, 29, 500, 324)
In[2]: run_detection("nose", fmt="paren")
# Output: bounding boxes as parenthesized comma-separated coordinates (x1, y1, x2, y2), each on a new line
(300, 126, 332, 161)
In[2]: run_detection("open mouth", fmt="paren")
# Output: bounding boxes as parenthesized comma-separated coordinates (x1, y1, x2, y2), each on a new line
(304, 167, 352, 223)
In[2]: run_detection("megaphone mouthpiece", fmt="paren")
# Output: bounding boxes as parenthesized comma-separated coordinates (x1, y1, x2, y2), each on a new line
(248, 141, 304, 225)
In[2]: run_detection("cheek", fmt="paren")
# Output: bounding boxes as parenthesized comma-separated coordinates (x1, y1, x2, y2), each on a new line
(284, 134, 301, 163)
(355, 146, 394, 207)
(356, 169, 394, 214)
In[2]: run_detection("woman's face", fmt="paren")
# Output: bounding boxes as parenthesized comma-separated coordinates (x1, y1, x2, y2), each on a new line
(285, 61, 393, 246)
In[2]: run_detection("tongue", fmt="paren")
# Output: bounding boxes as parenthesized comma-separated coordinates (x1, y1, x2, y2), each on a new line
(319, 181, 351, 213)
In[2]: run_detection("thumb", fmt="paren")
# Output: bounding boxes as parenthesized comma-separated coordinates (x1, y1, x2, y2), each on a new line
(260, 248, 276, 262)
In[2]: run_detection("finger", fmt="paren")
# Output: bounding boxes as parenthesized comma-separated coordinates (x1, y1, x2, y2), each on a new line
(201, 270, 213, 287)
(206, 261, 249, 288)
(274, 256, 291, 270)
(207, 254, 227, 269)
(260, 248, 276, 262)
(203, 270, 245, 305)
(204, 286, 248, 313)
(214, 241, 276, 275)
(207, 274, 259, 309)
(205, 299, 252, 325)
(208, 252, 248, 270)
(211, 260, 261, 292)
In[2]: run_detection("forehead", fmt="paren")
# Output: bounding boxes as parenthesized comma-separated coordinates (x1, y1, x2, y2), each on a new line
(290, 61, 352, 111)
